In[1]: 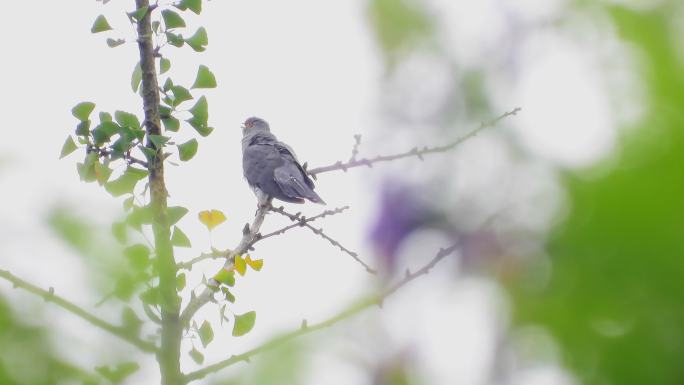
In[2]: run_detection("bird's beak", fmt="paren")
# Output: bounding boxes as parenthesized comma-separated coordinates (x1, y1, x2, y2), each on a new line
(241, 124, 246, 129)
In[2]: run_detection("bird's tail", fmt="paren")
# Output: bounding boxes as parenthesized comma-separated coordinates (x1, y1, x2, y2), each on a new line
(306, 190, 326, 205)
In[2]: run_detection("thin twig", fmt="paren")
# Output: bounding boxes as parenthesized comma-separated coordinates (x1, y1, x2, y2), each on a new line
(307, 108, 521, 176)
(269, 206, 376, 274)
(249, 206, 350, 247)
(177, 249, 232, 270)
(87, 145, 149, 168)
(0, 269, 158, 353)
(183, 243, 458, 383)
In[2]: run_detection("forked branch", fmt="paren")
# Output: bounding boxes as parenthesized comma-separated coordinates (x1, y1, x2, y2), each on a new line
(307, 108, 521, 176)
(183, 243, 458, 383)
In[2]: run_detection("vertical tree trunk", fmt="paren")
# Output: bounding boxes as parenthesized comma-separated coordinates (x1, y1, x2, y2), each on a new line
(134, 1, 183, 384)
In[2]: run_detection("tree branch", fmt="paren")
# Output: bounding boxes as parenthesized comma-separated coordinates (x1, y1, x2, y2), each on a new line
(134, 1, 182, 384)
(183, 243, 458, 383)
(0, 269, 157, 353)
(249, 206, 350, 247)
(177, 250, 230, 271)
(269, 206, 376, 274)
(87, 145, 149, 168)
(307, 108, 521, 176)
(180, 202, 270, 326)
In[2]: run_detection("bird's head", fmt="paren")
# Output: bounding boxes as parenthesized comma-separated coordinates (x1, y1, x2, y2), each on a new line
(242, 116, 270, 136)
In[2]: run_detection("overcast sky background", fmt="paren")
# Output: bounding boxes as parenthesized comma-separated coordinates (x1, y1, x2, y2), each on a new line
(0, 0, 642, 384)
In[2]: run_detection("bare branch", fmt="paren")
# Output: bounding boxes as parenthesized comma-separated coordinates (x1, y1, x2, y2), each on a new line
(179, 202, 270, 326)
(87, 145, 149, 168)
(307, 108, 521, 176)
(177, 249, 231, 271)
(0, 269, 158, 353)
(249, 206, 350, 247)
(183, 243, 458, 383)
(269, 206, 376, 274)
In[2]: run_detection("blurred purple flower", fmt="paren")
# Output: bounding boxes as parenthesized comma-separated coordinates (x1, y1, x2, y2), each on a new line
(369, 181, 432, 273)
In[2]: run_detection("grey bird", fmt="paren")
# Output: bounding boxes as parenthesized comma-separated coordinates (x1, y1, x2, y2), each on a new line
(241, 117, 325, 205)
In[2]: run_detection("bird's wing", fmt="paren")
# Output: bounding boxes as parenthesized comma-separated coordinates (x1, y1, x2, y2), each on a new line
(273, 162, 325, 204)
(272, 141, 315, 189)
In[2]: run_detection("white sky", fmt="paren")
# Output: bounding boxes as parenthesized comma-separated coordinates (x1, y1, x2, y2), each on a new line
(0, 0, 641, 384)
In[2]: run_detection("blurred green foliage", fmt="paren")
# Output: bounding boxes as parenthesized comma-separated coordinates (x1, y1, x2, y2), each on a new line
(511, 4, 684, 385)
(0, 296, 101, 385)
(367, 0, 433, 66)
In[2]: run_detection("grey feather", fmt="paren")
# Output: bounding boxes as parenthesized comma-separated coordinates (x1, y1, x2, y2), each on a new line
(241, 117, 325, 205)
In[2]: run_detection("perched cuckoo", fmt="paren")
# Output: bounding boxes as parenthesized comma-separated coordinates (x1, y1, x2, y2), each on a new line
(241, 117, 325, 205)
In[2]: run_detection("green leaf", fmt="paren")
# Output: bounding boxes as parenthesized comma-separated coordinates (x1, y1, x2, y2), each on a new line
(60, 136, 78, 159)
(167, 206, 189, 225)
(166, 32, 184, 47)
(124, 244, 150, 271)
(126, 205, 153, 231)
(187, 96, 212, 136)
(177, 0, 202, 14)
(72, 102, 95, 121)
(123, 196, 135, 211)
(121, 307, 143, 338)
(92, 121, 120, 145)
(138, 145, 157, 162)
(189, 348, 204, 364)
(152, 21, 161, 33)
(171, 226, 192, 247)
(221, 287, 236, 303)
(94, 161, 113, 185)
(149, 135, 170, 149)
(162, 78, 174, 93)
(177, 139, 198, 161)
(171, 86, 193, 106)
(105, 167, 149, 197)
(75, 120, 91, 136)
(131, 62, 142, 92)
(189, 96, 207, 122)
(112, 221, 128, 244)
(106, 38, 125, 48)
(91, 15, 112, 33)
(76, 153, 98, 182)
(162, 116, 180, 132)
(99, 111, 113, 122)
(128, 6, 149, 22)
(190, 124, 213, 137)
(192, 65, 217, 89)
(160, 57, 171, 74)
(162, 9, 186, 29)
(185, 27, 208, 52)
(177, 273, 186, 291)
(199, 320, 214, 347)
(114, 274, 137, 300)
(213, 269, 235, 286)
(232, 311, 256, 337)
(115, 111, 141, 129)
(95, 362, 139, 384)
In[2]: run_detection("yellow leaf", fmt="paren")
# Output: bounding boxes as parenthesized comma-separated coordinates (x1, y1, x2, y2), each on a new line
(198, 209, 227, 230)
(245, 255, 263, 271)
(234, 254, 247, 276)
